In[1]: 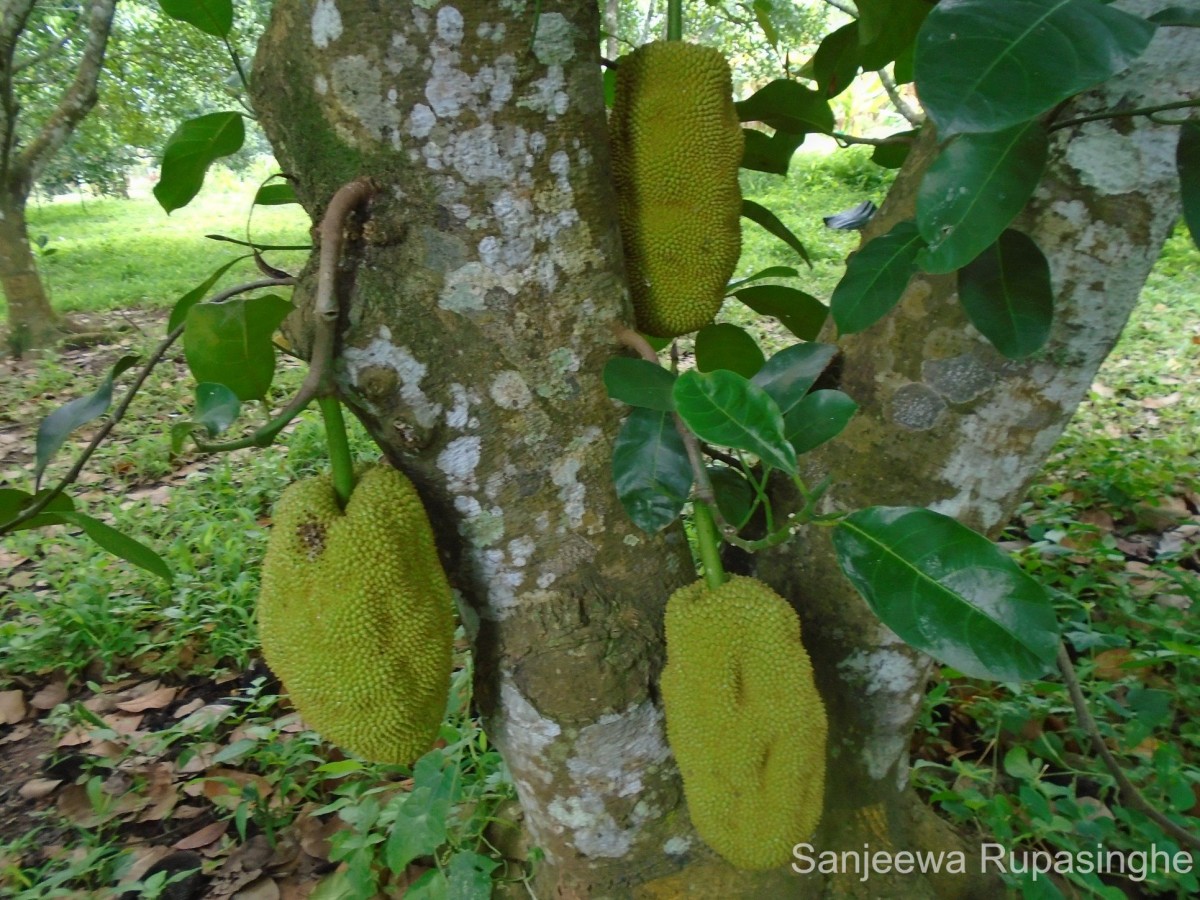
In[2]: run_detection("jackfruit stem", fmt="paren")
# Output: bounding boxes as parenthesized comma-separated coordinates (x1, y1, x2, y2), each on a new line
(666, 0, 682, 41)
(693, 500, 728, 590)
(318, 396, 355, 508)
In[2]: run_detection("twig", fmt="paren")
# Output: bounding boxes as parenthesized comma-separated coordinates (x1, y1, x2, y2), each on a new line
(878, 67, 924, 127)
(1047, 99, 1200, 133)
(205, 234, 312, 251)
(194, 179, 375, 453)
(1057, 643, 1200, 852)
(832, 131, 916, 147)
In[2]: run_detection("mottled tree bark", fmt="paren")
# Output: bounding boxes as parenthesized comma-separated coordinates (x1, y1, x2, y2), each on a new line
(0, 0, 116, 349)
(250, 1, 1196, 896)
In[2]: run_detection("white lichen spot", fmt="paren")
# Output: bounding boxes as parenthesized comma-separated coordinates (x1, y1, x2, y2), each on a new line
(341, 331, 442, 427)
(623, 533, 642, 546)
(664, 836, 693, 855)
(490, 370, 533, 410)
(330, 55, 402, 149)
(456, 498, 505, 547)
(445, 383, 472, 428)
(313, 74, 328, 95)
(537, 571, 557, 588)
(440, 261, 491, 313)
(550, 458, 585, 531)
(437, 436, 482, 492)
(508, 536, 535, 567)
(839, 646, 920, 696)
(531, 12, 575, 66)
(495, 678, 560, 792)
(435, 5, 465, 45)
(546, 795, 632, 857)
(408, 103, 436, 138)
(311, 0, 343, 49)
(567, 702, 669, 799)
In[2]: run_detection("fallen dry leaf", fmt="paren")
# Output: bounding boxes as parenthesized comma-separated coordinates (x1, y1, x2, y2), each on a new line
(56, 726, 91, 748)
(30, 680, 68, 710)
(116, 685, 178, 713)
(1, 722, 35, 744)
(233, 876, 281, 900)
(18, 778, 63, 800)
(174, 819, 230, 851)
(174, 698, 207, 718)
(1140, 392, 1181, 409)
(0, 689, 27, 724)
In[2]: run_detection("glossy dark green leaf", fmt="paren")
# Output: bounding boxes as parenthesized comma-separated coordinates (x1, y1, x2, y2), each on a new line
(159, 0, 233, 37)
(958, 230, 1053, 359)
(1179, 122, 1200, 250)
(742, 200, 812, 267)
(446, 850, 499, 900)
(813, 22, 860, 98)
(58, 511, 172, 582)
(1149, 7, 1200, 26)
(733, 285, 827, 341)
(917, 123, 1049, 273)
(830, 220, 925, 334)
(784, 389, 858, 454)
(735, 80, 835, 135)
(726, 266, 800, 292)
(154, 112, 246, 213)
(674, 370, 796, 474)
(871, 133, 916, 169)
(612, 408, 693, 534)
(751, 342, 838, 418)
(0, 488, 74, 532)
(893, 43, 915, 84)
(695, 324, 765, 378)
(184, 294, 292, 401)
(603, 358, 676, 411)
(707, 466, 758, 531)
(741, 127, 806, 175)
(833, 506, 1060, 682)
(194, 383, 242, 436)
(34, 355, 139, 488)
(914, 0, 1155, 136)
(253, 182, 298, 206)
(857, 0, 931, 71)
(167, 257, 246, 332)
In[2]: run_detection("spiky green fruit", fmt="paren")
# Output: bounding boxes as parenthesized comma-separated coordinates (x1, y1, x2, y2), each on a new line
(661, 576, 827, 870)
(256, 464, 454, 765)
(610, 40, 744, 338)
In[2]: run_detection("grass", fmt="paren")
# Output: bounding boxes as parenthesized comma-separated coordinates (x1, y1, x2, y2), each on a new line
(1, 155, 1199, 897)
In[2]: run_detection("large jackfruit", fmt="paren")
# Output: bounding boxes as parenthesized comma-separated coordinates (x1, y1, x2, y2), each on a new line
(661, 576, 827, 870)
(256, 464, 454, 765)
(610, 41, 744, 338)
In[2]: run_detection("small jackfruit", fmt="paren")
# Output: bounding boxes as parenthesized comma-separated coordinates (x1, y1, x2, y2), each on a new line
(256, 464, 454, 765)
(610, 41, 744, 338)
(661, 576, 827, 870)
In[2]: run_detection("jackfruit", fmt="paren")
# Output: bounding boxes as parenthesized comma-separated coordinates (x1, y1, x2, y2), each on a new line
(661, 575, 827, 870)
(256, 464, 454, 765)
(610, 41, 744, 338)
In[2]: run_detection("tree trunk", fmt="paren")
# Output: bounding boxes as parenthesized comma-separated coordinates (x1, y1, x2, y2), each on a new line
(0, 183, 57, 352)
(250, 1, 1196, 896)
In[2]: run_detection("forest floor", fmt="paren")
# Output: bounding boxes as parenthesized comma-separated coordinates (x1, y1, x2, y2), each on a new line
(1, 165, 1199, 898)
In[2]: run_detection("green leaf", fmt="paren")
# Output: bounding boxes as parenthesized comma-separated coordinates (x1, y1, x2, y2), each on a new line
(733, 285, 827, 341)
(735, 80, 835, 135)
(916, 122, 1049, 273)
(1149, 7, 1200, 26)
(34, 355, 140, 488)
(957, 230, 1053, 359)
(168, 257, 246, 333)
(603, 358, 676, 411)
(871, 133, 916, 170)
(57, 511, 172, 582)
(254, 182, 298, 206)
(384, 758, 452, 873)
(783, 389, 858, 454)
(695, 324, 765, 378)
(830, 220, 925, 334)
(741, 127, 806, 176)
(1179, 122, 1200, 250)
(726, 266, 800, 292)
(751, 342, 838, 418)
(914, 0, 1155, 136)
(612, 408, 693, 534)
(673, 370, 796, 474)
(833, 506, 1060, 681)
(741, 200, 812, 267)
(169, 422, 198, 455)
(158, 0, 233, 37)
(0, 488, 74, 532)
(447, 850, 499, 900)
(813, 22, 860, 98)
(194, 383, 242, 436)
(184, 295, 292, 401)
(405, 870, 450, 900)
(857, 0, 931, 71)
(154, 112, 246, 213)
(708, 466, 758, 531)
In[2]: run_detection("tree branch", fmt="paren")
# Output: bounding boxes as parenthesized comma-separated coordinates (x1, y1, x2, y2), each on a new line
(832, 131, 915, 147)
(878, 67, 924, 127)
(1057, 643, 1200, 852)
(821, 0, 858, 17)
(1047, 99, 1200, 133)
(0, 0, 37, 184)
(18, 0, 116, 182)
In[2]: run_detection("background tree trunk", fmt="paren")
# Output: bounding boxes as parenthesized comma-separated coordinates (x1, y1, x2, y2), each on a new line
(251, 1, 1196, 896)
(0, 181, 56, 351)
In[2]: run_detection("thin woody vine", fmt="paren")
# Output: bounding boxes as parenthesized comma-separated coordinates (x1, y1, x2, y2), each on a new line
(2, 0, 1200, 883)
